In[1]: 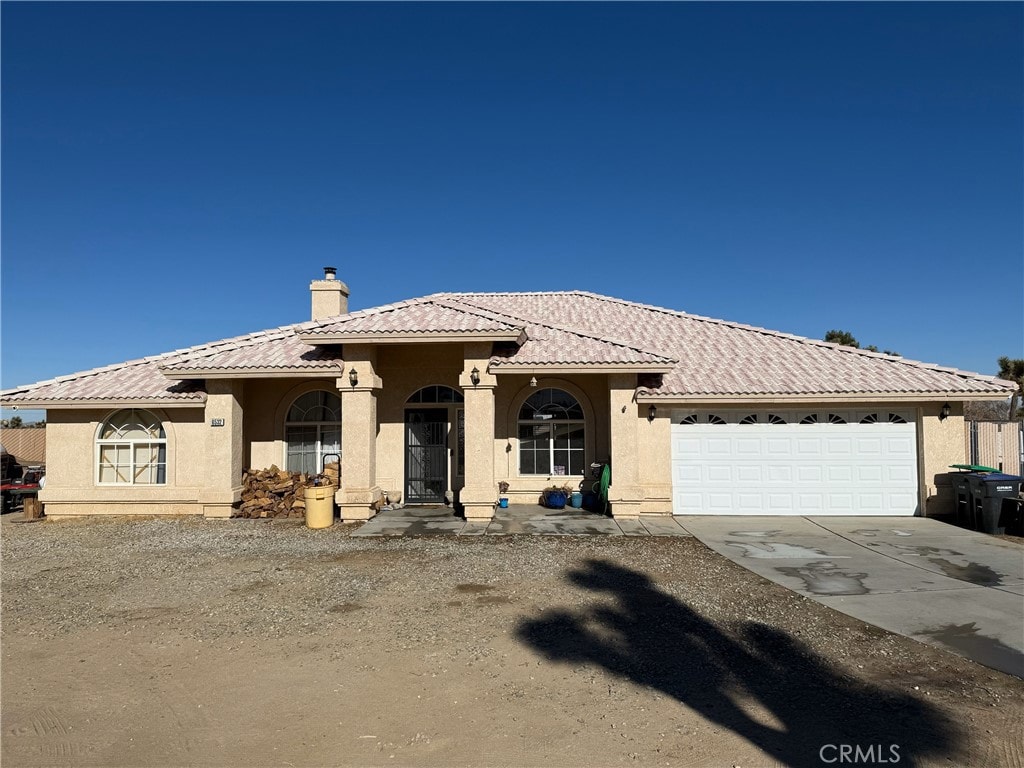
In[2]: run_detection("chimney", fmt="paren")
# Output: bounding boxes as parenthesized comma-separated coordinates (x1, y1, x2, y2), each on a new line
(310, 266, 350, 321)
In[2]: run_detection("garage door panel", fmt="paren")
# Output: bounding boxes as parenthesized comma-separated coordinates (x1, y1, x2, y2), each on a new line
(671, 419, 918, 516)
(706, 438, 732, 455)
(674, 437, 701, 457)
(706, 465, 732, 482)
(826, 438, 853, 454)
(855, 438, 883, 455)
(827, 466, 853, 482)
(797, 439, 823, 456)
(736, 465, 762, 483)
(857, 466, 883, 482)
(887, 466, 914, 482)
(796, 466, 822, 482)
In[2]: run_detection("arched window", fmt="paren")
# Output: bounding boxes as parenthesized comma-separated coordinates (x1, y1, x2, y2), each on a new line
(97, 409, 166, 485)
(407, 385, 464, 404)
(285, 390, 341, 475)
(518, 388, 585, 476)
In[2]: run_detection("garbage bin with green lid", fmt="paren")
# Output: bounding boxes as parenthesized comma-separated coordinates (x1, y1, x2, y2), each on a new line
(304, 483, 336, 529)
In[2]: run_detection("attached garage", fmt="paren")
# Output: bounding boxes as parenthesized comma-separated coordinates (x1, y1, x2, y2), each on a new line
(671, 409, 919, 516)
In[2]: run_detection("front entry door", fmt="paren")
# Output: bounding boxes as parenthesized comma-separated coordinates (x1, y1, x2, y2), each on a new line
(405, 408, 449, 504)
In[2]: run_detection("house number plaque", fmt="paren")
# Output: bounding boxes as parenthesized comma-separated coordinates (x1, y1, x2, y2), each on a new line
(210, 418, 225, 427)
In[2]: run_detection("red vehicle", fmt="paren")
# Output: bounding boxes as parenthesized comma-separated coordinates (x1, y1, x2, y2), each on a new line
(1, 448, 43, 513)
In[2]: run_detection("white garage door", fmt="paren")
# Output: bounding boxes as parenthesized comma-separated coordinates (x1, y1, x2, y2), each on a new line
(671, 410, 919, 516)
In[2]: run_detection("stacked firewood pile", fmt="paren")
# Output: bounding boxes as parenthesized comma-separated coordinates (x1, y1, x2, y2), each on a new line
(235, 462, 340, 519)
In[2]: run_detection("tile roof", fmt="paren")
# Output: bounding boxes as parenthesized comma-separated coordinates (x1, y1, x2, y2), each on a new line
(444, 291, 1015, 397)
(1, 290, 1013, 405)
(0, 321, 333, 405)
(303, 297, 522, 337)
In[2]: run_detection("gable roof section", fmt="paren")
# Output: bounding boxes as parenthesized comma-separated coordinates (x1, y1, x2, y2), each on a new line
(299, 297, 526, 343)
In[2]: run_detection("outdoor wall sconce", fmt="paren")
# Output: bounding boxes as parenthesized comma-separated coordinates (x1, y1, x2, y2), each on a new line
(940, 402, 951, 421)
(348, 368, 358, 387)
(648, 404, 657, 422)
(529, 376, 538, 387)
(470, 367, 480, 386)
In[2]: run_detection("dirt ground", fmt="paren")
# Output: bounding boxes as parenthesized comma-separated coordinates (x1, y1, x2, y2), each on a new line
(2, 515, 1022, 768)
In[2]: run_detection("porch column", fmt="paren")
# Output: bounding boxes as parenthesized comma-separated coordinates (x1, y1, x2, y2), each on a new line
(459, 344, 497, 520)
(608, 374, 643, 518)
(337, 345, 382, 520)
(201, 379, 244, 518)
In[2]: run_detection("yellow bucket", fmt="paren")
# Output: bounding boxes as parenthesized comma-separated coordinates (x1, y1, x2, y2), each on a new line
(304, 484, 336, 529)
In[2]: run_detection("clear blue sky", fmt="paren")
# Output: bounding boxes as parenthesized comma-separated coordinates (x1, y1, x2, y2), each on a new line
(2, 2, 1022, 420)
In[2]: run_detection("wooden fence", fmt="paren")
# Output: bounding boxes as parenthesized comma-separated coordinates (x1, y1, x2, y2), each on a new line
(0, 427, 46, 465)
(966, 421, 1023, 475)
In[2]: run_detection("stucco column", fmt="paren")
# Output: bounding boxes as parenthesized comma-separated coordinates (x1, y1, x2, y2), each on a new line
(638, 407, 673, 515)
(337, 345, 382, 520)
(459, 345, 497, 520)
(608, 374, 643, 518)
(200, 379, 244, 518)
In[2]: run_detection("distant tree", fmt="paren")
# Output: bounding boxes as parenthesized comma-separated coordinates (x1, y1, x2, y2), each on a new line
(7, 416, 23, 428)
(997, 357, 1024, 420)
(825, 330, 859, 348)
(825, 331, 899, 357)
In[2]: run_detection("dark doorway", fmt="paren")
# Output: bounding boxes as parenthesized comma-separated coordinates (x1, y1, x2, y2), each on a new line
(405, 408, 449, 504)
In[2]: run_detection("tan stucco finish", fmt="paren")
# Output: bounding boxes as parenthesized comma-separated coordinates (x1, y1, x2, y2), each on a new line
(310, 277, 349, 321)
(920, 401, 966, 517)
(33, 343, 972, 521)
(200, 380, 244, 518)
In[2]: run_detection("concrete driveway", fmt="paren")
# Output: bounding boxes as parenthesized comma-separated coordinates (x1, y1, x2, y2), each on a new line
(682, 516, 1024, 678)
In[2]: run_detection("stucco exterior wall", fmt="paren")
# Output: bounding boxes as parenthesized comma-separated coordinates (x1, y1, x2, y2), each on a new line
(374, 344, 466, 500)
(33, 371, 970, 521)
(494, 373, 611, 505)
(244, 378, 340, 471)
(639, 412, 673, 514)
(39, 407, 206, 516)
(920, 401, 966, 517)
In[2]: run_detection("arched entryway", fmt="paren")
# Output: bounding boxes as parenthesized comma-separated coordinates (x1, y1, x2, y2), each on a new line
(405, 386, 464, 504)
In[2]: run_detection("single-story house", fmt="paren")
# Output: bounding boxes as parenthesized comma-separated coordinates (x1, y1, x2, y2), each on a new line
(1, 269, 1014, 520)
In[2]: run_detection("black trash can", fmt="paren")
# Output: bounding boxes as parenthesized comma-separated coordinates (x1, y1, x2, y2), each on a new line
(965, 473, 1023, 535)
(948, 472, 973, 528)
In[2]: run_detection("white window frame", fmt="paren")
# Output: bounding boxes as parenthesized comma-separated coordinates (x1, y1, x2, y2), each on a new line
(95, 409, 167, 486)
(284, 390, 341, 475)
(517, 388, 586, 477)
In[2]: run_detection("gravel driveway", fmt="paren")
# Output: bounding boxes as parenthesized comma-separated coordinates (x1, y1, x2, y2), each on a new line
(2, 515, 1022, 767)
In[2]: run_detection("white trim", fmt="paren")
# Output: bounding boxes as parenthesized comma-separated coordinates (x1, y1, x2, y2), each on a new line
(514, 386, 588, 478)
(94, 408, 168, 486)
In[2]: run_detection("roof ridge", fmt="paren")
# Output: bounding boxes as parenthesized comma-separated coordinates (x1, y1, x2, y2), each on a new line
(450, 294, 677, 363)
(303, 295, 443, 332)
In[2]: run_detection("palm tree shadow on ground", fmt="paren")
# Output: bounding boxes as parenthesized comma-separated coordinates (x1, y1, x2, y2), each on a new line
(516, 559, 959, 767)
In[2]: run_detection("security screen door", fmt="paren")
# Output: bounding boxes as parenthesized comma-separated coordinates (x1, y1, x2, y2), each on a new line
(405, 409, 449, 504)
